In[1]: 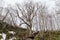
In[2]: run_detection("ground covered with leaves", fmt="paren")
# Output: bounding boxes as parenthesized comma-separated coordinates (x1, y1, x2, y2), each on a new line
(0, 20, 60, 40)
(35, 31, 60, 40)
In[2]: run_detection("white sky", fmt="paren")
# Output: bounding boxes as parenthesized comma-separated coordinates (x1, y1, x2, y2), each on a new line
(2, 0, 56, 14)
(0, 0, 57, 19)
(3, 0, 56, 8)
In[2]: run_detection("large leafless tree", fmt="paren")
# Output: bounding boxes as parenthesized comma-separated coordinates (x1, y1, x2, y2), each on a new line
(7, 1, 49, 37)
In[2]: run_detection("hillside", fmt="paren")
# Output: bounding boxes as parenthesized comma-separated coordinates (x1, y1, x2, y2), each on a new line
(0, 20, 27, 40)
(34, 31, 60, 40)
(0, 20, 60, 40)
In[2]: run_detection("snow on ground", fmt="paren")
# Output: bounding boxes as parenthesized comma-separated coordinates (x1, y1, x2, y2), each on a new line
(0, 31, 16, 40)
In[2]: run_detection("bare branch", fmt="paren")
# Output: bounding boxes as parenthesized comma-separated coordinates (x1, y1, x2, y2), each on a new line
(2, 8, 9, 21)
(16, 10, 30, 27)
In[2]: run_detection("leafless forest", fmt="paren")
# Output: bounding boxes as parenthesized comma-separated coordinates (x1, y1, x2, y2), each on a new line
(0, 0, 60, 40)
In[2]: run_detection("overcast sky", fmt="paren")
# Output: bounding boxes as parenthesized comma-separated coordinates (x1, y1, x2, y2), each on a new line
(0, 0, 59, 17)
(1, 0, 57, 14)
(0, 0, 58, 19)
(2, 0, 56, 8)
